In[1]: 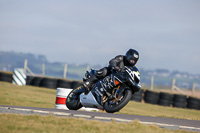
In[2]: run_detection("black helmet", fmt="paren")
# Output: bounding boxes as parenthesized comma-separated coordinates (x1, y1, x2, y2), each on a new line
(125, 49, 139, 66)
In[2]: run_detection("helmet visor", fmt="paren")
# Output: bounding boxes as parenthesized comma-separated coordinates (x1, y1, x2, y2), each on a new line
(127, 56, 137, 65)
(129, 59, 135, 64)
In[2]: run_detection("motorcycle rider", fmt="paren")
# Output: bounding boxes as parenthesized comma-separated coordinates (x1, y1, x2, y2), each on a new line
(83, 48, 140, 92)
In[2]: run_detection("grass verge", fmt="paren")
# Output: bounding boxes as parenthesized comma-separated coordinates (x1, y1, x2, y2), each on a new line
(119, 101, 200, 120)
(0, 81, 56, 108)
(0, 114, 193, 133)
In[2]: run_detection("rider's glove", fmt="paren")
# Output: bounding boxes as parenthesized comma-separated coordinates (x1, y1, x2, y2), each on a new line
(112, 66, 121, 71)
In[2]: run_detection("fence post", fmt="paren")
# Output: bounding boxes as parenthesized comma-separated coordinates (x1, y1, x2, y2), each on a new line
(23, 59, 34, 75)
(192, 82, 195, 96)
(151, 75, 154, 90)
(42, 64, 45, 76)
(24, 59, 28, 75)
(63, 64, 68, 79)
(171, 78, 185, 95)
(171, 78, 175, 93)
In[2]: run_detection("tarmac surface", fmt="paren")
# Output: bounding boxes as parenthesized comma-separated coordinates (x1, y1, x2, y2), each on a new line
(0, 105, 200, 132)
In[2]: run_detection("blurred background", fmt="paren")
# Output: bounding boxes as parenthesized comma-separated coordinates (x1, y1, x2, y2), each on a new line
(0, 0, 200, 90)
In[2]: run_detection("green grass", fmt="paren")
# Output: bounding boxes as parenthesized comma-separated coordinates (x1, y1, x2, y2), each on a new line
(0, 81, 56, 108)
(119, 101, 200, 120)
(0, 81, 200, 121)
(0, 114, 192, 133)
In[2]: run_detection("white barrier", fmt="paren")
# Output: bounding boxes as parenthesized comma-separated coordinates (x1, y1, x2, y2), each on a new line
(55, 88, 73, 110)
(55, 88, 99, 111)
(12, 68, 26, 85)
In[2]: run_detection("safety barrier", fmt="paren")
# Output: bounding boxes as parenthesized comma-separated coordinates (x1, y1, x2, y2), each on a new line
(55, 88, 73, 109)
(55, 87, 99, 111)
(0, 69, 26, 85)
(131, 90, 200, 110)
(12, 68, 26, 85)
(25, 75, 81, 89)
(0, 72, 12, 83)
(131, 89, 144, 102)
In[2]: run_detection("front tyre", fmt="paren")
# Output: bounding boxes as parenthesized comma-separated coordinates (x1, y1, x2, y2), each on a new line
(104, 89, 132, 113)
(66, 86, 83, 110)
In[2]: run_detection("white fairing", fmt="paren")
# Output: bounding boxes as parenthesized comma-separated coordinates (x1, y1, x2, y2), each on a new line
(125, 66, 141, 88)
(80, 92, 103, 109)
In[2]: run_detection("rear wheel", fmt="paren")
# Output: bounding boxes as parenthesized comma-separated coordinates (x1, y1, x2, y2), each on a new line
(104, 89, 132, 113)
(66, 86, 83, 110)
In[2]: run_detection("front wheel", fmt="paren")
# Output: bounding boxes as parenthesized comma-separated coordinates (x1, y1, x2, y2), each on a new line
(104, 89, 132, 113)
(66, 86, 83, 110)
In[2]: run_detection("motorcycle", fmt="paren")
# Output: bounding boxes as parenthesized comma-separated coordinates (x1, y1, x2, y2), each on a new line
(66, 66, 141, 113)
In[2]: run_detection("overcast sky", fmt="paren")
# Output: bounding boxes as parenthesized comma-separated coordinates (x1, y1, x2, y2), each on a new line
(0, 0, 200, 74)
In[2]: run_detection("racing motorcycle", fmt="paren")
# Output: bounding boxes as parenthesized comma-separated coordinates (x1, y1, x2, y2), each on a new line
(66, 66, 141, 113)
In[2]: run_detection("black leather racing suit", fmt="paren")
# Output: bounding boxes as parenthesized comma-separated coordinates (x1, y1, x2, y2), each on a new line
(95, 55, 133, 77)
(100, 55, 141, 92)
(85, 55, 136, 89)
(109, 55, 133, 71)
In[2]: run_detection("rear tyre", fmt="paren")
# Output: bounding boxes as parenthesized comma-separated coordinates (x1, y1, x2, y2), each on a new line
(66, 86, 83, 110)
(104, 89, 132, 113)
